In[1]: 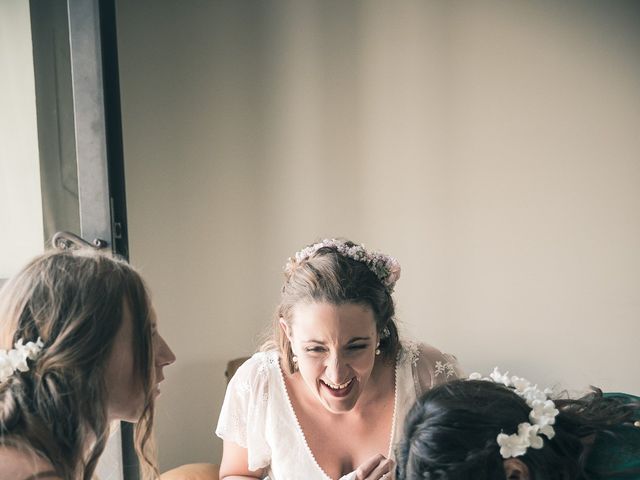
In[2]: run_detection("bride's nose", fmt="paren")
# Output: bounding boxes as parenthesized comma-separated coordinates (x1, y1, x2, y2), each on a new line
(324, 351, 349, 383)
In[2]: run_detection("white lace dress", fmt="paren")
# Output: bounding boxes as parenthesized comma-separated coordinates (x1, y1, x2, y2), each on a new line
(215, 341, 461, 480)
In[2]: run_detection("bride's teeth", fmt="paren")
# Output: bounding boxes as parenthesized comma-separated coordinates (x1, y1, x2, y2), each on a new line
(325, 379, 352, 390)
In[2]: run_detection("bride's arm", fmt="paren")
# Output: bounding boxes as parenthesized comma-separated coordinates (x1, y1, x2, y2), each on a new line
(216, 355, 272, 480)
(219, 440, 268, 480)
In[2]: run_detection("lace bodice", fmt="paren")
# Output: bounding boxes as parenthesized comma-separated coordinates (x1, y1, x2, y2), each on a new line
(215, 341, 461, 480)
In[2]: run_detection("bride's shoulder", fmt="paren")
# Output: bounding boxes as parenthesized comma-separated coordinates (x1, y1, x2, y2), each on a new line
(245, 349, 281, 372)
(0, 444, 60, 480)
(398, 340, 463, 388)
(227, 349, 282, 387)
(398, 339, 440, 363)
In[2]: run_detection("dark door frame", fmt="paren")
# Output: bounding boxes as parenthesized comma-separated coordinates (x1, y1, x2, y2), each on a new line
(68, 1, 136, 478)
(29, 0, 136, 477)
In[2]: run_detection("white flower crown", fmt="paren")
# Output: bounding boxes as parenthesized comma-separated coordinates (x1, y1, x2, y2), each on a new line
(469, 367, 560, 459)
(0, 338, 44, 384)
(286, 239, 401, 293)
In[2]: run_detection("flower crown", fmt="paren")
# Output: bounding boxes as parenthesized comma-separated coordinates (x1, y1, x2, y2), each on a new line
(0, 338, 44, 384)
(469, 367, 560, 459)
(286, 239, 401, 293)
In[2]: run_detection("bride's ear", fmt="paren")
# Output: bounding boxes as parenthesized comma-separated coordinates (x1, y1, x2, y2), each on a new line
(279, 317, 292, 342)
(503, 458, 530, 480)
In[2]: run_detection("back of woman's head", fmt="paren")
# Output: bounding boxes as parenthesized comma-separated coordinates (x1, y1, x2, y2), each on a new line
(397, 380, 519, 479)
(272, 239, 401, 372)
(396, 379, 595, 480)
(0, 248, 157, 479)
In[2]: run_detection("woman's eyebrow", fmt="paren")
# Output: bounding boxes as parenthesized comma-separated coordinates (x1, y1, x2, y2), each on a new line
(347, 336, 371, 343)
(302, 336, 371, 344)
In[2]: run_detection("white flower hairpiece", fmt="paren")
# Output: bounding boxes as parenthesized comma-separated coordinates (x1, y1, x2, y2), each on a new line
(469, 367, 559, 459)
(286, 239, 401, 293)
(0, 338, 44, 384)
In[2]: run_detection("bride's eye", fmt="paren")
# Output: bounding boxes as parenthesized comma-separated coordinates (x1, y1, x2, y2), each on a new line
(305, 346, 326, 353)
(346, 343, 369, 355)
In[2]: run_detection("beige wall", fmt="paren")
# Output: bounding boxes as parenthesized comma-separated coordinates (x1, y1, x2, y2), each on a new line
(0, 0, 44, 278)
(117, 0, 640, 470)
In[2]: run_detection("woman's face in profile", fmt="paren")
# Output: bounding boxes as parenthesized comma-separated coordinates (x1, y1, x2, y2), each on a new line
(283, 302, 378, 413)
(105, 301, 175, 422)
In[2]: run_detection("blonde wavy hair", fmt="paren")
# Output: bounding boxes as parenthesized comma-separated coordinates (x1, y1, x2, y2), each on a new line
(0, 248, 158, 479)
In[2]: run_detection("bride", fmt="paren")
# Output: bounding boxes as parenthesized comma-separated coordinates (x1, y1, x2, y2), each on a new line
(216, 239, 461, 480)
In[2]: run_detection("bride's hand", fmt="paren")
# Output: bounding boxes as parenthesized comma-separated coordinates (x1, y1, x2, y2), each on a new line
(352, 453, 395, 480)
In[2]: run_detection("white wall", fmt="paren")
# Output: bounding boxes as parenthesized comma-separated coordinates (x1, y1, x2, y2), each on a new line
(0, 0, 44, 278)
(117, 0, 640, 470)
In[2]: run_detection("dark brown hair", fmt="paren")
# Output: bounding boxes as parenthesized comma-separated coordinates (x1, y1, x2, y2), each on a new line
(397, 379, 640, 480)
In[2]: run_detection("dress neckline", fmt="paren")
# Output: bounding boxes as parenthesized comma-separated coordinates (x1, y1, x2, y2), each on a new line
(274, 350, 400, 480)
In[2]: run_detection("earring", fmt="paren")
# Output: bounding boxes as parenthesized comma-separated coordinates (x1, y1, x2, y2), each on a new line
(375, 342, 381, 356)
(292, 355, 298, 370)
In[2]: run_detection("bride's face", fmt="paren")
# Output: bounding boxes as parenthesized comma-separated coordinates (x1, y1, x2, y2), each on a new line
(282, 302, 379, 413)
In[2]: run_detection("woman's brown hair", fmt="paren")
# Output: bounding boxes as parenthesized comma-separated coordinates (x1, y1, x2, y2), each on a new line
(0, 248, 158, 479)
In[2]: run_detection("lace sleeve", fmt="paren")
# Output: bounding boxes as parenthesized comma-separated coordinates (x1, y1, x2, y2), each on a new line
(215, 353, 272, 471)
(410, 343, 463, 397)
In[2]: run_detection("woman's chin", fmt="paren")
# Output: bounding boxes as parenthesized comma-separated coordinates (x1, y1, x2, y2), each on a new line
(318, 381, 360, 413)
(108, 411, 140, 424)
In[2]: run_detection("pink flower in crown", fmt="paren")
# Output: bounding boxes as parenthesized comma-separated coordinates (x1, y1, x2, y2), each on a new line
(385, 260, 401, 286)
(287, 239, 401, 293)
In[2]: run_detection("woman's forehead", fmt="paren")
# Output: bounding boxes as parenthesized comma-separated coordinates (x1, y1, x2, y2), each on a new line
(123, 296, 155, 328)
(291, 302, 376, 339)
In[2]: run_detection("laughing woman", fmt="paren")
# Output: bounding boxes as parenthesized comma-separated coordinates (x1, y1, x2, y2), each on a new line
(0, 248, 176, 480)
(216, 239, 461, 480)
